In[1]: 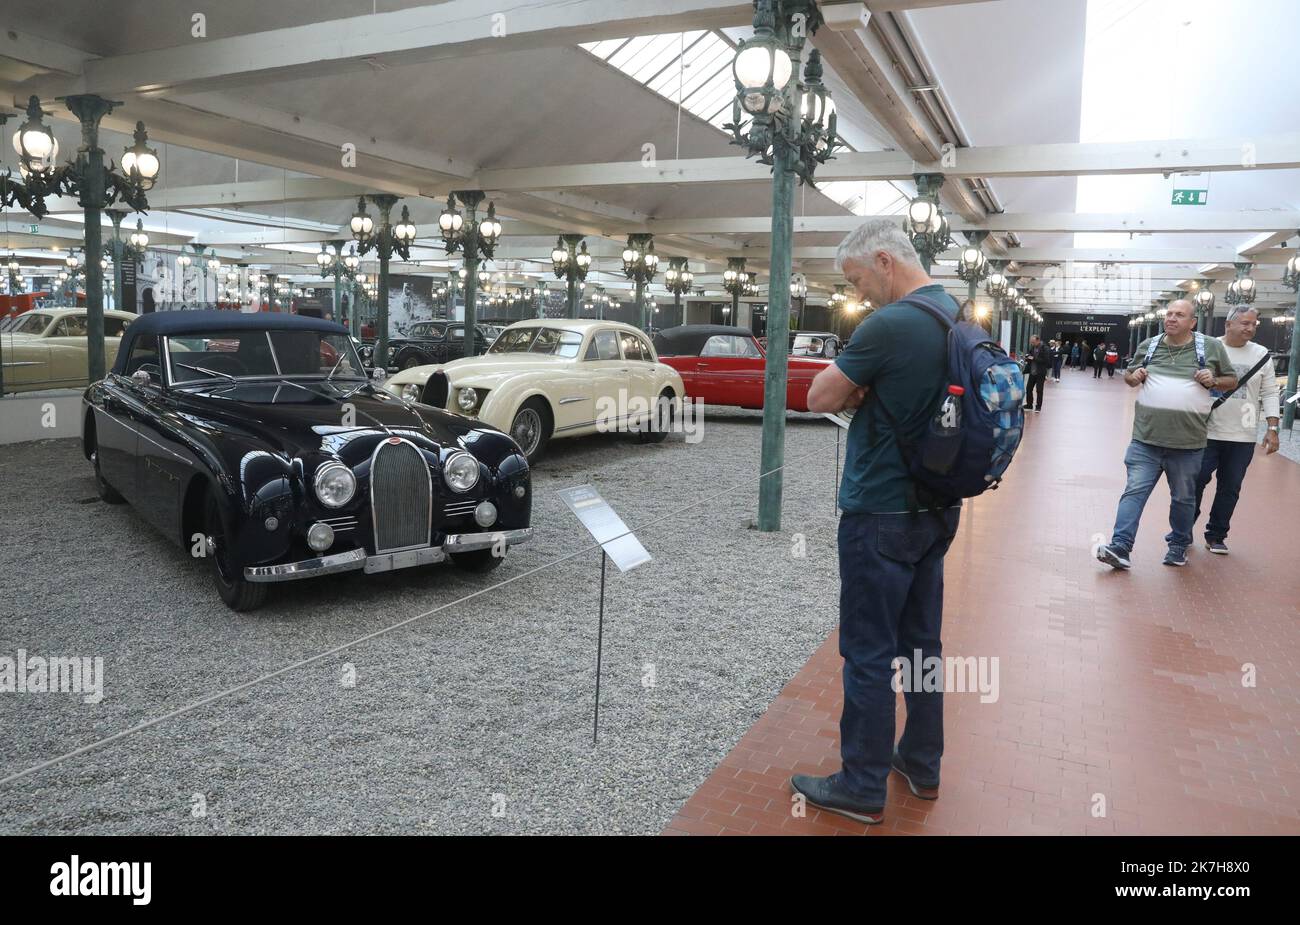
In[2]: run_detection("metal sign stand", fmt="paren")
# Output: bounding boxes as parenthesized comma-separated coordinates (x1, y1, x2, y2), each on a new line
(593, 550, 607, 744)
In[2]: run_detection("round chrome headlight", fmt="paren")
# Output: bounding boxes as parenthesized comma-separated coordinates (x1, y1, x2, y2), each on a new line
(307, 521, 335, 552)
(314, 461, 356, 508)
(474, 501, 497, 527)
(443, 452, 480, 492)
(401, 383, 421, 402)
(457, 387, 479, 412)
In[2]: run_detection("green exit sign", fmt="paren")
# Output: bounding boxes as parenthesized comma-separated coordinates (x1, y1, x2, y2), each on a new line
(1172, 189, 1208, 205)
(29, 223, 39, 233)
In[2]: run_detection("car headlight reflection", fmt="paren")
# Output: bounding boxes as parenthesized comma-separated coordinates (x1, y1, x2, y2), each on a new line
(401, 383, 421, 402)
(443, 452, 480, 492)
(314, 461, 356, 508)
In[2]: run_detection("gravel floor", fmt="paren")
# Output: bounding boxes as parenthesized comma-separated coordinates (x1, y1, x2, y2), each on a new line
(0, 408, 845, 834)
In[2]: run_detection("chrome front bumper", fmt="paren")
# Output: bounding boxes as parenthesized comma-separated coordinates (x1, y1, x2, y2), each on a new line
(243, 528, 533, 583)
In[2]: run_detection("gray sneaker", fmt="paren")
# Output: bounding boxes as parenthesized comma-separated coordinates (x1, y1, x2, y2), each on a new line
(1204, 539, 1229, 555)
(1096, 544, 1131, 570)
(1163, 547, 1188, 567)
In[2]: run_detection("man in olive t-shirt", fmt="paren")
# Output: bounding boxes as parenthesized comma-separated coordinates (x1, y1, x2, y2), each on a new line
(1096, 300, 1235, 570)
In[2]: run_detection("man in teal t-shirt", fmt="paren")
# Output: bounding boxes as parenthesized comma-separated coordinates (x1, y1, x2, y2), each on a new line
(789, 219, 961, 826)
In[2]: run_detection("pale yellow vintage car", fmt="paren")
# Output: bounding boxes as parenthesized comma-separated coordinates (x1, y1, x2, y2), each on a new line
(384, 319, 685, 463)
(1, 307, 137, 392)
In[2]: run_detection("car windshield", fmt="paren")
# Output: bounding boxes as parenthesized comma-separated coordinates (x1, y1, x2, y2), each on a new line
(11, 313, 52, 335)
(487, 326, 583, 358)
(165, 330, 365, 384)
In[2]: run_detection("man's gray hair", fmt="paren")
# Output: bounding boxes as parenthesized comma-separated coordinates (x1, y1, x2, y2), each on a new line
(835, 219, 923, 274)
(1225, 304, 1259, 322)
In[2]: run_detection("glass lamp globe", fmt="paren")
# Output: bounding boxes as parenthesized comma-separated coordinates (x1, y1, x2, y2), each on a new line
(576, 244, 592, 270)
(735, 42, 793, 114)
(439, 207, 463, 236)
(907, 199, 937, 235)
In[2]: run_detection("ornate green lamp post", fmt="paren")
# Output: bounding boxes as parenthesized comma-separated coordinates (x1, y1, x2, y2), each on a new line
(956, 234, 988, 328)
(984, 261, 1007, 343)
(664, 256, 693, 327)
(1223, 262, 1256, 339)
(440, 191, 501, 355)
(8, 95, 158, 381)
(722, 257, 747, 326)
(351, 196, 416, 367)
(1282, 245, 1300, 431)
(318, 240, 362, 327)
(725, 0, 841, 532)
(789, 272, 806, 330)
(1193, 283, 1214, 334)
(551, 234, 592, 318)
(621, 233, 659, 330)
(905, 173, 953, 274)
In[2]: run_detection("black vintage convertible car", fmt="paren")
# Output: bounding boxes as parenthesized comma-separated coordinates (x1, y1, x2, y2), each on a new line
(388, 321, 491, 370)
(83, 311, 532, 611)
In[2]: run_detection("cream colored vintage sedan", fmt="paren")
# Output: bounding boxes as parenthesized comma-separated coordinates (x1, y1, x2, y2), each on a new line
(1, 307, 137, 392)
(383, 319, 685, 462)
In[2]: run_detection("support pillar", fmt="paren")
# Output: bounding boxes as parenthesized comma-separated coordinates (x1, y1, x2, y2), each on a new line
(757, 142, 795, 533)
(1286, 286, 1300, 431)
(65, 94, 117, 383)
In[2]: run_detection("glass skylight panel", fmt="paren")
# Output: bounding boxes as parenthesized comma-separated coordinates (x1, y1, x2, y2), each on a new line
(604, 35, 657, 70)
(581, 39, 626, 60)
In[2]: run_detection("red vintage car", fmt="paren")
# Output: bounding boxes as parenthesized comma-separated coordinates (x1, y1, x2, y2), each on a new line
(652, 324, 832, 412)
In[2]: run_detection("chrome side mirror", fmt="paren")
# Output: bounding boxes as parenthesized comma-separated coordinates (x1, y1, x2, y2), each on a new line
(370, 367, 387, 383)
(131, 369, 152, 386)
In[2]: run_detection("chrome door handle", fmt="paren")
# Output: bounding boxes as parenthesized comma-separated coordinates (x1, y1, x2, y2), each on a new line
(697, 363, 709, 368)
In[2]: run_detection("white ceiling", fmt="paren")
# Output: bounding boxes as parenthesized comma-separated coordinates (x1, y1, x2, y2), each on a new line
(1, 0, 1297, 312)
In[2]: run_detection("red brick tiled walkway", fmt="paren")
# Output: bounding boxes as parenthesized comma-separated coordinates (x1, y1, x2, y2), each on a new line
(665, 370, 1300, 836)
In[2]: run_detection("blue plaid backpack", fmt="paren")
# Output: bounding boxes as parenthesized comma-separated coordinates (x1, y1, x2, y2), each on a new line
(873, 293, 1025, 505)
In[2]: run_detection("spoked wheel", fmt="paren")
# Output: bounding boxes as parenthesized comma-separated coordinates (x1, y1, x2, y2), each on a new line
(509, 398, 551, 464)
(205, 493, 267, 612)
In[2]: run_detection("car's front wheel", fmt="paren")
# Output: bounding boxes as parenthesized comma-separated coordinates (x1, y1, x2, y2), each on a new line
(205, 493, 268, 612)
(397, 350, 426, 370)
(509, 397, 552, 464)
(636, 389, 676, 444)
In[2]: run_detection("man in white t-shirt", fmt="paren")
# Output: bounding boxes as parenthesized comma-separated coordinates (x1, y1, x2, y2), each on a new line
(1192, 306, 1281, 554)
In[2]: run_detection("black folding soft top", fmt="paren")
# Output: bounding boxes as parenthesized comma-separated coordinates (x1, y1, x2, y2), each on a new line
(112, 309, 348, 375)
(652, 324, 757, 357)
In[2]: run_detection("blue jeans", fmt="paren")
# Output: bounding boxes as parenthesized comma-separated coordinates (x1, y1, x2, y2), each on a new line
(837, 508, 961, 804)
(1193, 439, 1255, 542)
(1109, 439, 1204, 554)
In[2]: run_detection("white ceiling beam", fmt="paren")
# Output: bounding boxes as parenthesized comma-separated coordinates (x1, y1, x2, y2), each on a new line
(47, 0, 751, 98)
(474, 134, 1300, 191)
(38, 178, 369, 216)
(784, 246, 1296, 264)
(619, 212, 1300, 235)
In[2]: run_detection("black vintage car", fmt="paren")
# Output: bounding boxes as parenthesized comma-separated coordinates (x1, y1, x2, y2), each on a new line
(83, 311, 532, 611)
(388, 321, 491, 370)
